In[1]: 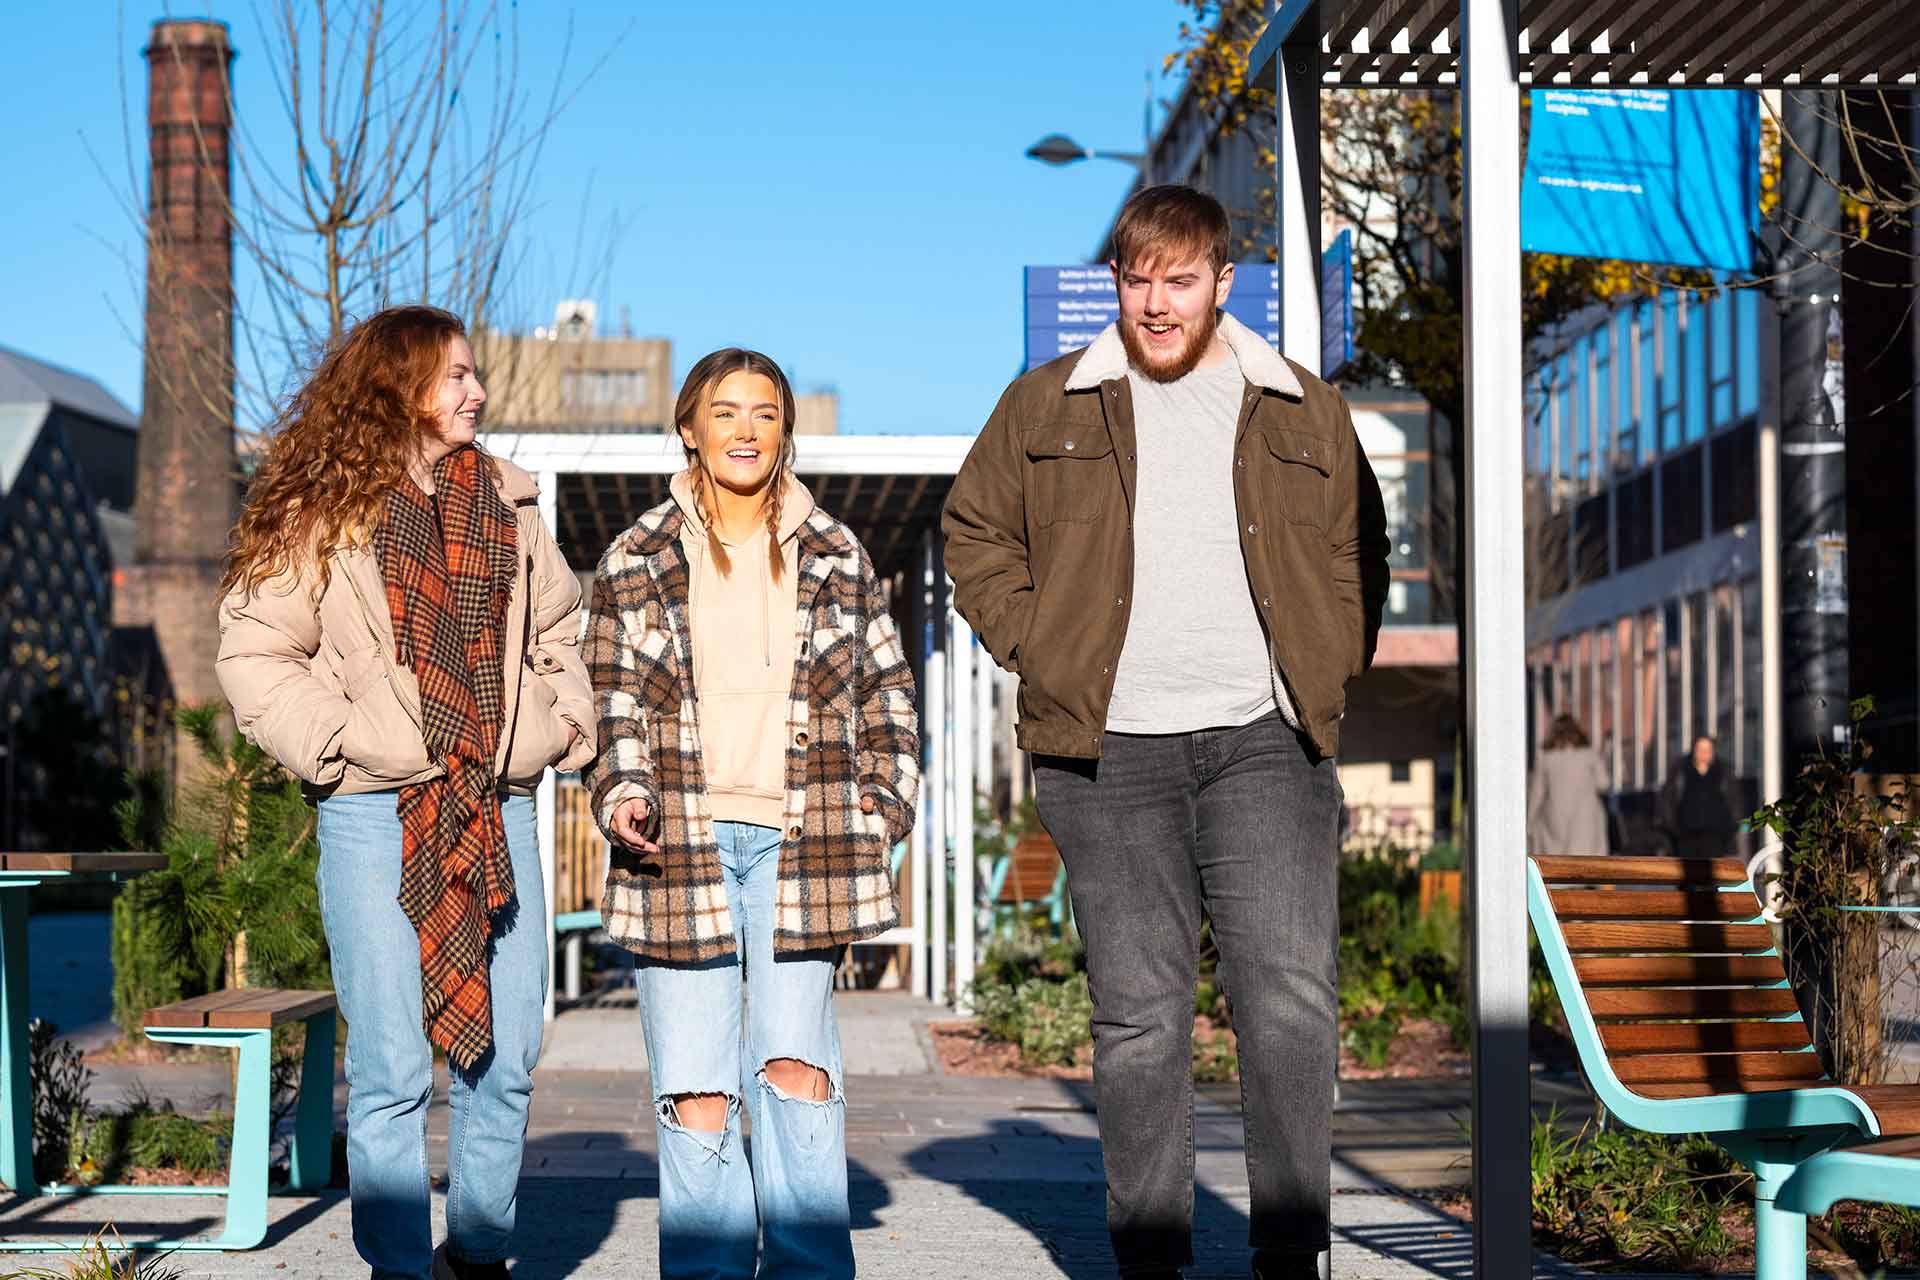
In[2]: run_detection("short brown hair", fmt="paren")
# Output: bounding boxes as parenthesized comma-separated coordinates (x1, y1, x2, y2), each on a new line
(1110, 185, 1231, 276)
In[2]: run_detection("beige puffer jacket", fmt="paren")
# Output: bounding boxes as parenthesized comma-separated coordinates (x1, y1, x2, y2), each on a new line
(216, 454, 596, 795)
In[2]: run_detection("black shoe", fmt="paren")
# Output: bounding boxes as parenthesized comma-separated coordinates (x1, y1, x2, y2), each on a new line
(432, 1244, 509, 1280)
(1252, 1250, 1324, 1280)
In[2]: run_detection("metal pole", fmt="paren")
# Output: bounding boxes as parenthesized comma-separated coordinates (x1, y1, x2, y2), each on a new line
(950, 604, 977, 1010)
(1777, 91, 1849, 764)
(537, 471, 561, 1024)
(975, 636, 995, 821)
(1459, 0, 1531, 1274)
(912, 535, 934, 1000)
(1277, 2, 1324, 373)
(928, 548, 950, 1007)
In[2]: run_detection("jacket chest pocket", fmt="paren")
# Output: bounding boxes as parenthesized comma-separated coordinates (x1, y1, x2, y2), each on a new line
(1257, 428, 1332, 528)
(1026, 425, 1115, 527)
(631, 620, 683, 715)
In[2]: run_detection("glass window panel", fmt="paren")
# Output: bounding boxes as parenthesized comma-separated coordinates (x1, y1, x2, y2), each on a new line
(1736, 287, 1761, 419)
(1595, 325, 1615, 473)
(1688, 593, 1709, 743)
(1714, 584, 1737, 758)
(1639, 302, 1659, 461)
(1573, 341, 1591, 483)
(1662, 445, 1705, 552)
(1665, 599, 1684, 774)
(1559, 637, 1575, 716)
(1576, 631, 1593, 739)
(1710, 290, 1734, 427)
(1597, 626, 1617, 789)
(1685, 295, 1709, 442)
(1660, 293, 1684, 451)
(1614, 311, 1638, 466)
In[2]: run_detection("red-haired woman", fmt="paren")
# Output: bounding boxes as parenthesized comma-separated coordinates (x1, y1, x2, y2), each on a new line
(216, 305, 594, 1280)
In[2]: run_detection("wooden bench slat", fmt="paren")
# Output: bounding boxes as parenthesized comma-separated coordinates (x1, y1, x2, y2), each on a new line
(1586, 988, 1803, 1019)
(149, 988, 337, 1030)
(1534, 855, 1749, 886)
(1611, 1052, 1827, 1085)
(207, 990, 337, 1029)
(1560, 922, 1776, 953)
(1549, 889, 1760, 921)
(1601, 1022, 1814, 1055)
(143, 992, 237, 1029)
(1571, 955, 1791, 986)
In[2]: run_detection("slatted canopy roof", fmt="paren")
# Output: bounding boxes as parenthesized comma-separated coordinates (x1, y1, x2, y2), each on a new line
(481, 433, 972, 585)
(1253, 0, 1920, 87)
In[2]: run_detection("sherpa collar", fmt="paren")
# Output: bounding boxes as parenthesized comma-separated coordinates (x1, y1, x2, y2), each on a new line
(1063, 310, 1305, 398)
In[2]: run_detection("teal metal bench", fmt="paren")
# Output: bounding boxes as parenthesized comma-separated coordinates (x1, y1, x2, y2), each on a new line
(984, 833, 1070, 936)
(1529, 854, 1920, 1280)
(4, 988, 337, 1253)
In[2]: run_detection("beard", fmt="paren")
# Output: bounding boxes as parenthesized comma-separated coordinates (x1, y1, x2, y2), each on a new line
(1119, 305, 1220, 384)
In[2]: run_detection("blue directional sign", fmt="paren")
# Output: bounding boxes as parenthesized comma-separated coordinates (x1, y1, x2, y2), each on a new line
(1521, 88, 1759, 272)
(1025, 254, 1353, 374)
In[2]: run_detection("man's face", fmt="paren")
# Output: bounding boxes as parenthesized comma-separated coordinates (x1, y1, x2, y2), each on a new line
(1692, 738, 1716, 774)
(1111, 250, 1233, 383)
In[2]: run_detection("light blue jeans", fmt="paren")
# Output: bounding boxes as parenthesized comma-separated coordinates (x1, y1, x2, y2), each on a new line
(316, 790, 546, 1280)
(634, 820, 852, 1279)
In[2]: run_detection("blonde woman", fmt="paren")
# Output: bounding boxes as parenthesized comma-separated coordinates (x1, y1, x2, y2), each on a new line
(585, 347, 919, 1278)
(217, 305, 594, 1280)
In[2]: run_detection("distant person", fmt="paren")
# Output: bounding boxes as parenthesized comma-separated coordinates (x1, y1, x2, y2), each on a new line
(217, 305, 595, 1280)
(584, 348, 919, 1279)
(1660, 734, 1744, 859)
(943, 184, 1390, 1280)
(1528, 715, 1610, 856)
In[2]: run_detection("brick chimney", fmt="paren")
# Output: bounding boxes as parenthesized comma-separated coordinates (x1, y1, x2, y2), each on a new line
(117, 19, 237, 709)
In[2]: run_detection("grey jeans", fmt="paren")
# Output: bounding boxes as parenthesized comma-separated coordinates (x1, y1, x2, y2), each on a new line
(1033, 710, 1340, 1272)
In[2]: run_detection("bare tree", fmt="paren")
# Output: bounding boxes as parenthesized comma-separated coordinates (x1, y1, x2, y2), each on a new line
(120, 1, 623, 444)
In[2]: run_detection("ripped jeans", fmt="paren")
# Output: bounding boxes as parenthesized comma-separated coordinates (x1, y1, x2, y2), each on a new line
(633, 820, 851, 1280)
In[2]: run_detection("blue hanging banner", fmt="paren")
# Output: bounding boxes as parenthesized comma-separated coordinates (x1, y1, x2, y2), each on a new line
(1521, 88, 1759, 272)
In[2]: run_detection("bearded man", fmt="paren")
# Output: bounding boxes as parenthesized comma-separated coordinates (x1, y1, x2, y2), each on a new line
(943, 184, 1391, 1280)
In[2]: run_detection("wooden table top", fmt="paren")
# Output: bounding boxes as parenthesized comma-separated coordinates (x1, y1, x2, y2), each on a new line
(0, 852, 167, 873)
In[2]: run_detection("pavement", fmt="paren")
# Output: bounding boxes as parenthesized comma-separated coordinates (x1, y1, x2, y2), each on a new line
(0, 940, 1829, 1278)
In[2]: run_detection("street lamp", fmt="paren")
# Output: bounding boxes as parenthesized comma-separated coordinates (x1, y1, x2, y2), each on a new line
(1025, 73, 1157, 184)
(1025, 132, 1147, 176)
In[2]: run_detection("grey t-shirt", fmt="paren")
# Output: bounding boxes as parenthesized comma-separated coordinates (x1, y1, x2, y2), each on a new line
(1105, 357, 1291, 735)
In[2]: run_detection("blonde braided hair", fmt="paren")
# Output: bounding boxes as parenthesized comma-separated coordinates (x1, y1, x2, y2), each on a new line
(675, 347, 799, 580)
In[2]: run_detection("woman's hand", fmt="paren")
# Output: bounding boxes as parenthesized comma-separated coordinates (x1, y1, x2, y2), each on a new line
(611, 797, 659, 853)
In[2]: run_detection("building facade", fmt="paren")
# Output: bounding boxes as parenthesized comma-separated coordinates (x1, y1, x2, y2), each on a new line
(1524, 285, 1768, 848)
(477, 301, 674, 434)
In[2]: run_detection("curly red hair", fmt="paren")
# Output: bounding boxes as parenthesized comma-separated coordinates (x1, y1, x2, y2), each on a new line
(222, 305, 467, 596)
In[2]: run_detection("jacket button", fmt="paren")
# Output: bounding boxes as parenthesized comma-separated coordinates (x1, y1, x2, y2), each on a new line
(1101, 664, 1110, 675)
(1262, 596, 1273, 608)
(788, 825, 802, 840)
(1236, 456, 1246, 469)
(1064, 439, 1076, 451)
(796, 731, 809, 746)
(1302, 447, 1313, 459)
(1246, 522, 1260, 536)
(1115, 596, 1125, 607)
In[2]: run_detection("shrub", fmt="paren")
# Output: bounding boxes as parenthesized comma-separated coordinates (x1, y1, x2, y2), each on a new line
(29, 1019, 93, 1183)
(66, 1099, 231, 1184)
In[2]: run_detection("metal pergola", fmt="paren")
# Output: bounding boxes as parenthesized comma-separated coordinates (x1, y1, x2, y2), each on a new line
(1249, 2, 1920, 1272)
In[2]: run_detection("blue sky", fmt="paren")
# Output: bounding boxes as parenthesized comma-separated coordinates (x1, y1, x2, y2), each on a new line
(0, 3, 1196, 436)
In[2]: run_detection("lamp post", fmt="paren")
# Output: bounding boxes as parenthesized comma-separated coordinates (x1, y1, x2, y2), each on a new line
(1024, 72, 1156, 185)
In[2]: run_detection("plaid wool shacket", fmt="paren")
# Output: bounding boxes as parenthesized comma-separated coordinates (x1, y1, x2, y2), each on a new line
(374, 445, 519, 1072)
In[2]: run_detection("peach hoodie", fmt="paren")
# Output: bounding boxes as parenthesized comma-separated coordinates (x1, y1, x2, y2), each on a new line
(670, 468, 815, 829)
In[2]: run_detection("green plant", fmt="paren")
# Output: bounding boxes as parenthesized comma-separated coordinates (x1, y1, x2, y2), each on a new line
(1752, 695, 1915, 1084)
(110, 704, 330, 1040)
(1418, 840, 1462, 872)
(29, 1018, 94, 1183)
(1191, 1029, 1238, 1082)
(6, 1227, 186, 1279)
(66, 1098, 231, 1185)
(1013, 973, 1094, 1067)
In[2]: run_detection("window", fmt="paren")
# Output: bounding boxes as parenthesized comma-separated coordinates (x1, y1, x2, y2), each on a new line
(1661, 444, 1704, 552)
(1614, 311, 1638, 466)
(1741, 578, 1762, 777)
(1390, 760, 1412, 783)
(1638, 301, 1659, 462)
(560, 369, 649, 410)
(1709, 290, 1734, 426)
(1664, 599, 1684, 776)
(1711, 420, 1758, 532)
(1574, 493, 1608, 584)
(1617, 470, 1656, 570)
(1688, 592, 1709, 744)
(1576, 630, 1593, 738)
(1714, 584, 1737, 761)
(1684, 293, 1708, 443)
(1736, 288, 1762, 420)
(1597, 625, 1617, 789)
(1659, 293, 1684, 451)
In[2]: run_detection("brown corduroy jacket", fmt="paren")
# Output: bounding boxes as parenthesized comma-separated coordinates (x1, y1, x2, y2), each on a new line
(941, 314, 1391, 760)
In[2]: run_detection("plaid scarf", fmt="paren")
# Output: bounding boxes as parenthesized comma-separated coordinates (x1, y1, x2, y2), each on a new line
(375, 445, 519, 1072)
